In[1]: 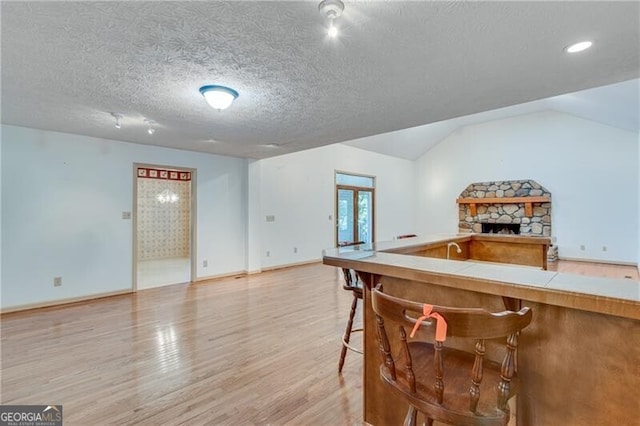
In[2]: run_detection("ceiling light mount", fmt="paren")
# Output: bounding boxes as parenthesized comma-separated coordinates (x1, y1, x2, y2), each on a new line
(199, 85, 239, 111)
(318, 0, 344, 20)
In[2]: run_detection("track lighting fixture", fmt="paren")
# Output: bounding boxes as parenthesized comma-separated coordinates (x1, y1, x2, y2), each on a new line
(145, 119, 156, 135)
(111, 112, 123, 129)
(318, 0, 344, 38)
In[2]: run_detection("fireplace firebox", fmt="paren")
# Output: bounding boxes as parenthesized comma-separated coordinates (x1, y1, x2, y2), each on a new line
(481, 222, 520, 235)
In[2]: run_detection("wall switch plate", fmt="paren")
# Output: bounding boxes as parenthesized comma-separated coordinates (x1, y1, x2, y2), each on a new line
(266, 251, 270, 257)
(266, 215, 275, 222)
(122, 211, 131, 219)
(580, 245, 585, 251)
(203, 260, 208, 267)
(293, 247, 298, 253)
(54, 277, 62, 287)
(602, 246, 607, 252)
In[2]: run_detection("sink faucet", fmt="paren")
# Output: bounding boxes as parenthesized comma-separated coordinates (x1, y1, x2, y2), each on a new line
(447, 242, 462, 260)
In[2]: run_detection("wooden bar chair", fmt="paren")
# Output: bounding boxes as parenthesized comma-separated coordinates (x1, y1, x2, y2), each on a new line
(337, 241, 365, 373)
(371, 286, 532, 426)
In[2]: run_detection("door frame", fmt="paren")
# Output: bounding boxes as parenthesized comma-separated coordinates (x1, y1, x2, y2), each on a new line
(132, 163, 197, 291)
(334, 171, 376, 247)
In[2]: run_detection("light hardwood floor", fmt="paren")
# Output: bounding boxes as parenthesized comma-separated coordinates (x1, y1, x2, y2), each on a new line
(547, 259, 639, 280)
(1, 260, 636, 425)
(1, 264, 363, 425)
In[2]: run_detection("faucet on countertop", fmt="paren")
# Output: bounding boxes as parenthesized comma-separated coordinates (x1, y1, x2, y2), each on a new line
(446, 242, 462, 260)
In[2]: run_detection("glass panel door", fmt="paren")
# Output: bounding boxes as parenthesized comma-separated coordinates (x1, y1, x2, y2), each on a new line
(337, 188, 355, 244)
(357, 190, 373, 244)
(336, 185, 374, 246)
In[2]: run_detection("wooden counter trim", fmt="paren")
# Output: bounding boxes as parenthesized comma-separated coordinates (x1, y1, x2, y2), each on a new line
(323, 255, 640, 321)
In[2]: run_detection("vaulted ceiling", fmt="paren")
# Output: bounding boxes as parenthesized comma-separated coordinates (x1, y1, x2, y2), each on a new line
(2, 1, 638, 160)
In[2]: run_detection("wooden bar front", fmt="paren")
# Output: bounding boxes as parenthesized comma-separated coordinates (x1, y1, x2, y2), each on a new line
(323, 235, 640, 425)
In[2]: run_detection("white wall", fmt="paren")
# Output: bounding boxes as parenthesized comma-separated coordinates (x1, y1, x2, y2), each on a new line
(0, 133, 2, 307)
(1, 125, 247, 309)
(256, 144, 416, 269)
(415, 111, 638, 264)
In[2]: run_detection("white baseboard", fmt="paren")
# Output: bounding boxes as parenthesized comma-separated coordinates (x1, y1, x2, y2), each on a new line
(2, 261, 324, 313)
(558, 256, 637, 267)
(261, 259, 321, 272)
(1, 289, 132, 314)
(195, 270, 247, 282)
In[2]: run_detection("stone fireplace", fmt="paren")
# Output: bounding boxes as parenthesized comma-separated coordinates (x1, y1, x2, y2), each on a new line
(457, 180, 552, 237)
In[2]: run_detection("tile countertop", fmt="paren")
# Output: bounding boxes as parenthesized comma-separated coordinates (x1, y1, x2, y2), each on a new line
(322, 235, 640, 320)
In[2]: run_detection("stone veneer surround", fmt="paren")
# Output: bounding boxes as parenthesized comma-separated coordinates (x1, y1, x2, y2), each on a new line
(458, 180, 551, 236)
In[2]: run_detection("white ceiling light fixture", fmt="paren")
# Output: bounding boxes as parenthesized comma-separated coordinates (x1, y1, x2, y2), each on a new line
(111, 112, 123, 129)
(318, 0, 344, 38)
(565, 40, 593, 53)
(199, 85, 239, 111)
(145, 119, 156, 135)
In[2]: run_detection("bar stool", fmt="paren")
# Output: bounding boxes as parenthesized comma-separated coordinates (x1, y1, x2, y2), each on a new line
(337, 241, 364, 373)
(371, 286, 532, 425)
(396, 233, 417, 239)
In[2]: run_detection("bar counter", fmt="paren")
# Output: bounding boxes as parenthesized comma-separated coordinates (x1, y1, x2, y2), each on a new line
(323, 234, 640, 425)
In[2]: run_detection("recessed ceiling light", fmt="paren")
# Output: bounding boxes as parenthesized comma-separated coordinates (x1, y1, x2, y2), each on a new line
(262, 143, 279, 148)
(565, 41, 593, 53)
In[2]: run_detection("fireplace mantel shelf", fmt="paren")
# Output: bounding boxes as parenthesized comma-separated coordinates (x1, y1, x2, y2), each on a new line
(456, 196, 550, 216)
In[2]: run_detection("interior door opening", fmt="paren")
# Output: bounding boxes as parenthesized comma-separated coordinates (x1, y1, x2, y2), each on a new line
(133, 164, 196, 290)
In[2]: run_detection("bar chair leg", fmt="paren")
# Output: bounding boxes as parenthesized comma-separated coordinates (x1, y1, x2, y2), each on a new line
(338, 293, 360, 373)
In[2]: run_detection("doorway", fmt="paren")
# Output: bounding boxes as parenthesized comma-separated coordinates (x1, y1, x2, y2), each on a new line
(133, 164, 196, 290)
(335, 172, 375, 246)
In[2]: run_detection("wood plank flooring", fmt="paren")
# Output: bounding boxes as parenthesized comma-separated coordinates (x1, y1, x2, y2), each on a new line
(548, 259, 639, 280)
(1, 259, 635, 425)
(1, 264, 363, 425)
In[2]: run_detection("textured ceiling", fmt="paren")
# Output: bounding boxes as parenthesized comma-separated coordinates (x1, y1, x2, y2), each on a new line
(1, 1, 639, 159)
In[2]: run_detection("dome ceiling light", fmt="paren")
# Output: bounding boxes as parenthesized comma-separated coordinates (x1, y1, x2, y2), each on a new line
(199, 85, 239, 111)
(318, 0, 344, 38)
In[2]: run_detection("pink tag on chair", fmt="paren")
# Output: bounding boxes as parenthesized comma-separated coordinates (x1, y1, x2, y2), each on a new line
(410, 304, 448, 342)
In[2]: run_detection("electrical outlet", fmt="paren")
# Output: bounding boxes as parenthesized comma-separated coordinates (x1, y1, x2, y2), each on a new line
(293, 247, 298, 253)
(122, 211, 131, 219)
(203, 260, 208, 267)
(266, 215, 275, 222)
(53, 277, 62, 287)
(580, 245, 585, 251)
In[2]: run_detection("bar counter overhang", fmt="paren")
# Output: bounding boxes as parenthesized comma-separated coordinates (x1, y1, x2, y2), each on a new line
(323, 234, 640, 425)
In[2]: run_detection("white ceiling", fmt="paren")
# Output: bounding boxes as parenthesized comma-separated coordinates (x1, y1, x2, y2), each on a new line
(1, 1, 639, 160)
(344, 78, 640, 160)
